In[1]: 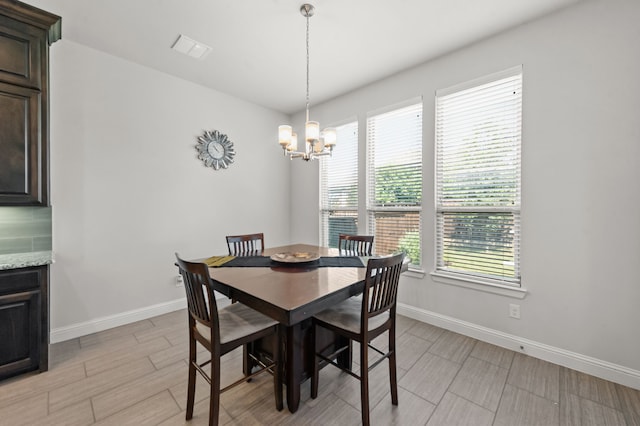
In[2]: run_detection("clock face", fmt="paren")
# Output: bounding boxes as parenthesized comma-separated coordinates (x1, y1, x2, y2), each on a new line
(196, 130, 235, 170)
(207, 141, 224, 159)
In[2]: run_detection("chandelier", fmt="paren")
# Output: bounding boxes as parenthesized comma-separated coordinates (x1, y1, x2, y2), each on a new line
(278, 4, 337, 161)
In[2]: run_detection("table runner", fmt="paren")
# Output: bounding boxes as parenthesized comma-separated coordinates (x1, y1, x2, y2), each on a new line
(204, 255, 364, 268)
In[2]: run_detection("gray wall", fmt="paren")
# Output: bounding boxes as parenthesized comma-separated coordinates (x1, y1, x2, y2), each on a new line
(290, 0, 640, 382)
(48, 40, 291, 333)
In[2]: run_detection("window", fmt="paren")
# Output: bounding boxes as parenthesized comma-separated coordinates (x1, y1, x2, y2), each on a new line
(367, 101, 423, 267)
(320, 121, 358, 248)
(435, 66, 522, 285)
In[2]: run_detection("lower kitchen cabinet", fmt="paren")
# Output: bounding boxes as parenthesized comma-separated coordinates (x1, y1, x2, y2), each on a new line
(0, 265, 48, 380)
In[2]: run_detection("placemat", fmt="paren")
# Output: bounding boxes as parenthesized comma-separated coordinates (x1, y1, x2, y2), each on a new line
(209, 256, 364, 268)
(203, 255, 236, 267)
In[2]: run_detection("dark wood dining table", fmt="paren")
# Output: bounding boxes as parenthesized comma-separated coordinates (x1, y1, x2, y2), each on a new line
(204, 243, 369, 413)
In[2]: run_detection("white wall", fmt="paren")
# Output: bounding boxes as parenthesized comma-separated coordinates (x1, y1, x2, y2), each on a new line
(291, 0, 640, 383)
(48, 41, 291, 334)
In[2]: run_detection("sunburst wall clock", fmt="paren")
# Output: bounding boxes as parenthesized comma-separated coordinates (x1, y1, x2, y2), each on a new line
(196, 130, 235, 170)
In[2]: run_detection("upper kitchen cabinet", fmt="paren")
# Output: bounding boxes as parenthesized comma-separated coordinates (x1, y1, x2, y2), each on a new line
(0, 1, 60, 206)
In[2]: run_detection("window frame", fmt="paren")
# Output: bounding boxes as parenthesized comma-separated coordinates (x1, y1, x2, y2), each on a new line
(434, 66, 523, 288)
(319, 120, 359, 248)
(366, 98, 423, 270)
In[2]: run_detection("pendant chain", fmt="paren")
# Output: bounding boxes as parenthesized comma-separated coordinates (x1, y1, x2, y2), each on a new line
(305, 13, 310, 122)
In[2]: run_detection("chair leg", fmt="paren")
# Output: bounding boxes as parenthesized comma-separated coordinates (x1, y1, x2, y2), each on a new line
(186, 333, 197, 420)
(274, 325, 283, 411)
(389, 327, 398, 405)
(210, 354, 221, 426)
(310, 323, 319, 399)
(360, 340, 370, 426)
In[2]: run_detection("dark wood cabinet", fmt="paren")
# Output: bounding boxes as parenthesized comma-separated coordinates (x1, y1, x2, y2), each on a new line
(0, 82, 41, 203)
(0, 1, 60, 206)
(0, 265, 48, 380)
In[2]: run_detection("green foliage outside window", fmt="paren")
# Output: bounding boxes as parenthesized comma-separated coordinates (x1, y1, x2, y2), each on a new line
(398, 230, 420, 266)
(374, 163, 422, 206)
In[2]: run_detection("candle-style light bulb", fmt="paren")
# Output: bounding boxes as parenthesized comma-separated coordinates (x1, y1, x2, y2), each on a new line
(279, 125, 292, 148)
(322, 128, 337, 148)
(289, 132, 298, 152)
(305, 121, 319, 142)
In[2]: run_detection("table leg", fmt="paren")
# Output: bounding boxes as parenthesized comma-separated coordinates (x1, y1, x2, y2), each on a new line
(242, 342, 252, 377)
(336, 336, 353, 370)
(286, 325, 302, 413)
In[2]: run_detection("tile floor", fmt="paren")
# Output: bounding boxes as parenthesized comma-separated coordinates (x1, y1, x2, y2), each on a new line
(0, 309, 639, 425)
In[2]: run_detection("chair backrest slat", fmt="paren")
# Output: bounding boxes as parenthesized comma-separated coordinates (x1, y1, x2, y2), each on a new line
(362, 253, 404, 323)
(338, 234, 374, 256)
(226, 233, 265, 256)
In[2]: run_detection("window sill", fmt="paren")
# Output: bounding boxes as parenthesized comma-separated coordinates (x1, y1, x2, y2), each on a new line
(405, 267, 426, 279)
(430, 271, 528, 299)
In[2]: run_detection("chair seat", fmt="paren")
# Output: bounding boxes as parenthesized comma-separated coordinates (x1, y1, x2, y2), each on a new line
(197, 302, 278, 345)
(313, 296, 389, 336)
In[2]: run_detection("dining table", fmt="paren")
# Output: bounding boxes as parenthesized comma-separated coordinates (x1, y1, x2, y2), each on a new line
(201, 243, 371, 413)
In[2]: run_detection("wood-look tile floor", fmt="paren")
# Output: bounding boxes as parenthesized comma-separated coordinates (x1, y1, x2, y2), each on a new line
(1, 309, 639, 425)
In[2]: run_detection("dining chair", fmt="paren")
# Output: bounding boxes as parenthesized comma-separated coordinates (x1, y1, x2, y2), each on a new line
(225, 232, 266, 376)
(310, 252, 405, 426)
(338, 233, 374, 256)
(226, 233, 264, 256)
(175, 253, 282, 426)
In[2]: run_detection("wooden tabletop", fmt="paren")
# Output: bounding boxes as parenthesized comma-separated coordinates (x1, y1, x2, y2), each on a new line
(207, 244, 368, 326)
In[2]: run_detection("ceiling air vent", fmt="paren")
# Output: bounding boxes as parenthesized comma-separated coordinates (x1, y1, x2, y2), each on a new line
(171, 34, 211, 60)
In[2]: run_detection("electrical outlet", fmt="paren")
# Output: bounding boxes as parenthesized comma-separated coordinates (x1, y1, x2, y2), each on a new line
(175, 275, 184, 287)
(509, 303, 521, 319)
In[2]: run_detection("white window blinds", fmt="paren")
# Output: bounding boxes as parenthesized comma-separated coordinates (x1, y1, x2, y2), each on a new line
(320, 121, 358, 248)
(367, 101, 423, 267)
(435, 66, 522, 284)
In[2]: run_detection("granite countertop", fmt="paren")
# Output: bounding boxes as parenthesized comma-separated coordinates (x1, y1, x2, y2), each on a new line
(0, 251, 53, 270)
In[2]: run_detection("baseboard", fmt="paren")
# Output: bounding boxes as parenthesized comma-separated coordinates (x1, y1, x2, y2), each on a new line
(397, 302, 640, 391)
(50, 298, 182, 343)
(50, 295, 234, 343)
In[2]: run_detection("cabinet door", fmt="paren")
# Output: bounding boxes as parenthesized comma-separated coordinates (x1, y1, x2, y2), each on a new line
(0, 290, 40, 380)
(0, 15, 43, 89)
(0, 81, 44, 205)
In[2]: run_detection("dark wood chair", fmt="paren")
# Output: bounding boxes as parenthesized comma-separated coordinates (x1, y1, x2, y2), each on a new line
(310, 252, 405, 426)
(226, 233, 264, 256)
(225, 233, 266, 375)
(338, 233, 374, 256)
(175, 253, 282, 426)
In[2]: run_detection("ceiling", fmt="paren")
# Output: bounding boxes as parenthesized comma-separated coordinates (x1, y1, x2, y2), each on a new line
(25, 0, 581, 114)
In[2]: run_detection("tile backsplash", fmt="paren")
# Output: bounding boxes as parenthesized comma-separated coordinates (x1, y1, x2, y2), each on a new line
(0, 207, 52, 255)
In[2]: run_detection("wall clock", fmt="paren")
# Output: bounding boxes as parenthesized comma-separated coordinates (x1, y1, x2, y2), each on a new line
(196, 130, 235, 170)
